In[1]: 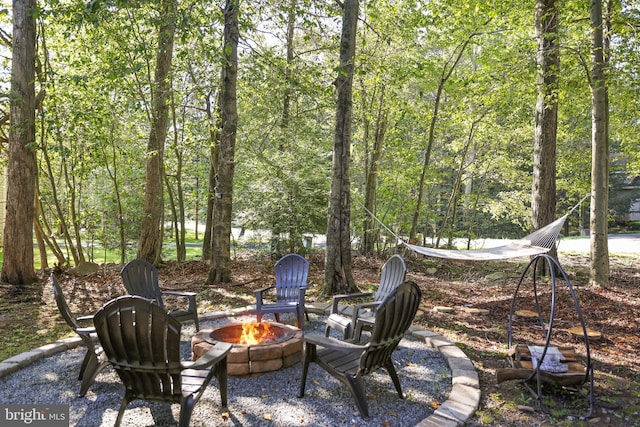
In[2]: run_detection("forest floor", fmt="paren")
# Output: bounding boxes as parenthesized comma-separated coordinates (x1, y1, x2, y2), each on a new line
(1, 250, 639, 426)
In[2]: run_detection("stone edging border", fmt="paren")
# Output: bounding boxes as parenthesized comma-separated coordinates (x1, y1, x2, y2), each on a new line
(0, 302, 480, 426)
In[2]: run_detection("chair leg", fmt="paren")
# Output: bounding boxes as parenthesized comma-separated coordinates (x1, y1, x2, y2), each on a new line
(115, 395, 132, 427)
(179, 395, 195, 427)
(216, 357, 229, 408)
(79, 352, 104, 397)
(296, 307, 304, 329)
(193, 314, 200, 332)
(78, 349, 92, 380)
(298, 343, 315, 397)
(344, 375, 370, 420)
(384, 359, 404, 399)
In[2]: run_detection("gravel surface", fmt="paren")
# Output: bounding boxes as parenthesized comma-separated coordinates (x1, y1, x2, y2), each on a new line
(0, 313, 451, 426)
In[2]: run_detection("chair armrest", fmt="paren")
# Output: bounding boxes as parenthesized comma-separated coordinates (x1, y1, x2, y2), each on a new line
(76, 326, 96, 335)
(304, 333, 367, 353)
(161, 291, 197, 311)
(163, 290, 197, 297)
(352, 300, 380, 319)
(330, 292, 374, 314)
(184, 342, 233, 370)
(254, 285, 275, 307)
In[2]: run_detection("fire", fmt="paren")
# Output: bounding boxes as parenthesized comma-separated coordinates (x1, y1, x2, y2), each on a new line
(239, 321, 273, 345)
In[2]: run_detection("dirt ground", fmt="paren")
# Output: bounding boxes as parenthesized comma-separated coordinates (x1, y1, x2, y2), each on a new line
(1, 250, 639, 426)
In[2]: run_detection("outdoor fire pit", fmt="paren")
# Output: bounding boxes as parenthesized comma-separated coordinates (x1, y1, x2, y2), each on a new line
(191, 321, 303, 377)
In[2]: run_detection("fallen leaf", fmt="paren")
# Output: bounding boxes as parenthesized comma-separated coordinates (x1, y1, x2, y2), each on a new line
(263, 413, 272, 420)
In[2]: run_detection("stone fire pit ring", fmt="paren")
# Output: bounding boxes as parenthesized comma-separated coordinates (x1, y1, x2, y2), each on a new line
(191, 321, 303, 377)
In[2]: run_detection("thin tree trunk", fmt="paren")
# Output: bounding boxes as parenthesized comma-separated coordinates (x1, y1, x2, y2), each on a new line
(1, 0, 37, 286)
(202, 90, 221, 261)
(589, 0, 610, 287)
(101, 124, 126, 264)
(363, 89, 387, 256)
(532, 0, 559, 264)
(138, 0, 176, 264)
(409, 35, 476, 242)
(436, 116, 481, 248)
(324, 0, 359, 295)
(207, 0, 238, 283)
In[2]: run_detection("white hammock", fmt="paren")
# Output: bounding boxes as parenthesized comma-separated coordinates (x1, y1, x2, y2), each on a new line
(400, 214, 568, 261)
(363, 196, 588, 262)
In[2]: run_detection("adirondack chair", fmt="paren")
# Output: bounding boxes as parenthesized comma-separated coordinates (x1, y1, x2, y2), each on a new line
(93, 296, 232, 427)
(50, 273, 109, 397)
(254, 253, 309, 328)
(325, 254, 407, 339)
(120, 259, 200, 331)
(299, 280, 422, 420)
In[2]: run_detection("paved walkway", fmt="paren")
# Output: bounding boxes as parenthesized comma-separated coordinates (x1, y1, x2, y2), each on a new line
(0, 303, 480, 426)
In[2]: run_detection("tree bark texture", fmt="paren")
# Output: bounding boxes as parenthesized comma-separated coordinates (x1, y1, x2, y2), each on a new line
(324, 0, 359, 295)
(202, 90, 221, 260)
(137, 0, 176, 264)
(1, 0, 37, 286)
(208, 0, 238, 284)
(589, 0, 610, 287)
(532, 0, 559, 261)
(363, 92, 387, 255)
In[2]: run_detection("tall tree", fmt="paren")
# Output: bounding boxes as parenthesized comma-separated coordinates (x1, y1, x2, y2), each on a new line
(1, 0, 37, 286)
(589, 0, 609, 286)
(531, 0, 559, 259)
(207, 0, 238, 283)
(408, 33, 477, 243)
(137, 0, 177, 264)
(324, 0, 359, 295)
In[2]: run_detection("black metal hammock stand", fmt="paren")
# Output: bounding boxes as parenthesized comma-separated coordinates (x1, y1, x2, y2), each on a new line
(500, 254, 594, 418)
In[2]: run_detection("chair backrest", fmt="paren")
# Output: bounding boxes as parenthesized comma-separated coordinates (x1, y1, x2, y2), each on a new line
(93, 296, 183, 399)
(373, 255, 407, 302)
(51, 273, 82, 332)
(274, 254, 309, 302)
(120, 259, 164, 308)
(361, 281, 421, 375)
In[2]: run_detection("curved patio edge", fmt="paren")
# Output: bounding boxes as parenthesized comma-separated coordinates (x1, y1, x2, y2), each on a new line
(0, 302, 480, 427)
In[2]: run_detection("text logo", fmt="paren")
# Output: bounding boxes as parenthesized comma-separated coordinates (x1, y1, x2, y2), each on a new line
(1, 405, 69, 426)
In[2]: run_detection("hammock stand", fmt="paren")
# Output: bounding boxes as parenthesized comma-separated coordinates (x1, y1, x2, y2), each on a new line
(363, 197, 594, 417)
(500, 254, 594, 418)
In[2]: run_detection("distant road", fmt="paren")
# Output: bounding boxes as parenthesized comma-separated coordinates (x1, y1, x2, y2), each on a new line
(556, 234, 640, 255)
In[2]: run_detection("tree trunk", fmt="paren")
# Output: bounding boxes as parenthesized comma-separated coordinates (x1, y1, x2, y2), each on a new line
(137, 0, 176, 264)
(1, 0, 37, 286)
(324, 0, 359, 295)
(101, 126, 126, 264)
(202, 90, 221, 261)
(207, 0, 238, 284)
(362, 90, 387, 256)
(589, 0, 610, 287)
(532, 0, 559, 264)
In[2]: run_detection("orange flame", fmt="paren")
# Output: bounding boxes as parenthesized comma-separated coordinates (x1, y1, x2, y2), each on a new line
(239, 321, 273, 345)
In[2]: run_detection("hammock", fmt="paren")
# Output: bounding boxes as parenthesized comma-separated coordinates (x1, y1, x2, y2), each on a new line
(401, 214, 567, 261)
(365, 196, 586, 262)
